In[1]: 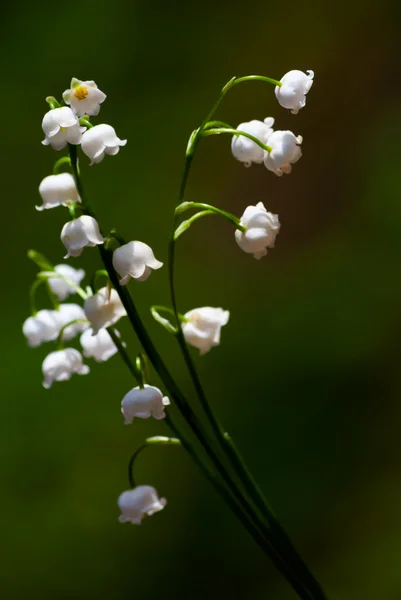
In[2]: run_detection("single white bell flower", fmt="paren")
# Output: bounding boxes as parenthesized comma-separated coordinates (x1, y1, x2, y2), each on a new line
(118, 485, 167, 525)
(57, 303, 89, 340)
(61, 215, 105, 258)
(112, 241, 163, 285)
(231, 118, 274, 167)
(80, 328, 120, 362)
(37, 173, 81, 211)
(275, 70, 314, 114)
(84, 287, 126, 335)
(47, 264, 85, 300)
(121, 384, 170, 424)
(41, 107, 86, 150)
(81, 124, 127, 165)
(235, 202, 280, 259)
(263, 130, 303, 176)
(182, 307, 230, 355)
(42, 348, 89, 389)
(62, 77, 106, 117)
(23, 309, 61, 347)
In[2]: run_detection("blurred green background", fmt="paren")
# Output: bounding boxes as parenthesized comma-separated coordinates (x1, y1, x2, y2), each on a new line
(1, 0, 401, 598)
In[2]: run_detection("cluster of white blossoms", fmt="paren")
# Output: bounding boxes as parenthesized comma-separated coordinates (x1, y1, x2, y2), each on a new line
(25, 70, 314, 527)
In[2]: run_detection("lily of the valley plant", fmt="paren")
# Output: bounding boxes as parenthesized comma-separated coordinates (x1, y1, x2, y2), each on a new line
(24, 72, 327, 600)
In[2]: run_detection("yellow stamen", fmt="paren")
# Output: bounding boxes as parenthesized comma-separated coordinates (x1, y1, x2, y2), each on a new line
(74, 86, 89, 101)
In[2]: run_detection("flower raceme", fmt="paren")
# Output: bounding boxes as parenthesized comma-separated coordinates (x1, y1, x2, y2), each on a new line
(118, 486, 167, 525)
(61, 215, 105, 258)
(22, 303, 88, 347)
(47, 264, 85, 301)
(263, 130, 303, 176)
(112, 241, 163, 284)
(63, 78, 106, 117)
(81, 124, 127, 165)
(42, 107, 86, 151)
(42, 348, 89, 389)
(84, 287, 126, 334)
(182, 307, 230, 355)
(235, 202, 281, 259)
(231, 118, 274, 167)
(275, 70, 314, 115)
(37, 173, 81, 211)
(121, 385, 170, 424)
(80, 328, 120, 362)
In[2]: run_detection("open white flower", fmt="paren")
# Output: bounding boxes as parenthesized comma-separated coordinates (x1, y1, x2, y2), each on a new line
(275, 70, 314, 114)
(41, 107, 86, 150)
(62, 78, 106, 117)
(81, 124, 127, 165)
(112, 241, 163, 285)
(23, 310, 61, 347)
(118, 486, 167, 525)
(235, 202, 280, 259)
(37, 173, 81, 211)
(80, 328, 120, 362)
(61, 215, 105, 258)
(47, 264, 85, 301)
(182, 307, 230, 355)
(42, 348, 89, 389)
(231, 118, 274, 167)
(57, 303, 89, 340)
(263, 130, 302, 176)
(84, 287, 126, 335)
(121, 385, 170, 424)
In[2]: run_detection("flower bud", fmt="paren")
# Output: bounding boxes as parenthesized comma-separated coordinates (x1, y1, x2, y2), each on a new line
(84, 287, 126, 335)
(263, 130, 302, 176)
(81, 124, 127, 165)
(235, 202, 280, 259)
(182, 307, 230, 355)
(41, 107, 86, 150)
(80, 328, 120, 362)
(231, 118, 274, 167)
(42, 348, 89, 389)
(23, 310, 60, 347)
(275, 70, 314, 114)
(118, 485, 167, 525)
(37, 173, 81, 212)
(61, 215, 105, 258)
(112, 241, 163, 285)
(121, 385, 170, 424)
(47, 264, 85, 301)
(62, 77, 106, 117)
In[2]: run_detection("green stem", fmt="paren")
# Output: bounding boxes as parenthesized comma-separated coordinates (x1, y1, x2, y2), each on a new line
(38, 271, 88, 301)
(56, 319, 89, 349)
(91, 269, 109, 293)
(128, 436, 181, 488)
(226, 75, 282, 89)
(107, 327, 141, 382)
(175, 202, 245, 237)
(53, 156, 72, 175)
(201, 127, 272, 153)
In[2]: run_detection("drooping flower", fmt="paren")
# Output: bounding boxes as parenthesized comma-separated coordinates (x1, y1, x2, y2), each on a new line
(23, 310, 61, 347)
(37, 173, 81, 211)
(84, 287, 126, 335)
(47, 264, 85, 301)
(42, 348, 89, 389)
(118, 486, 167, 525)
(263, 131, 303, 176)
(41, 107, 86, 150)
(235, 202, 280, 259)
(81, 124, 127, 165)
(61, 215, 105, 258)
(112, 241, 163, 285)
(182, 307, 230, 355)
(62, 78, 106, 117)
(231, 118, 274, 167)
(57, 303, 89, 340)
(80, 328, 120, 362)
(275, 70, 314, 114)
(121, 385, 170, 424)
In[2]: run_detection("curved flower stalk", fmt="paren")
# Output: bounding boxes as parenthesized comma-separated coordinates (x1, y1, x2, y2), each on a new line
(23, 73, 328, 600)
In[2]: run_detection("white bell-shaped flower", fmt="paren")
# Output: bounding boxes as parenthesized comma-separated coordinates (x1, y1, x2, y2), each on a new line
(41, 107, 86, 150)
(231, 118, 274, 167)
(23, 309, 61, 347)
(62, 78, 106, 117)
(118, 485, 167, 525)
(182, 307, 230, 355)
(112, 241, 163, 285)
(80, 328, 120, 362)
(275, 70, 314, 114)
(42, 348, 89, 389)
(84, 287, 126, 335)
(37, 173, 81, 211)
(121, 384, 170, 424)
(47, 264, 85, 301)
(235, 202, 280, 259)
(263, 130, 303, 176)
(61, 215, 105, 258)
(81, 124, 127, 165)
(57, 303, 89, 340)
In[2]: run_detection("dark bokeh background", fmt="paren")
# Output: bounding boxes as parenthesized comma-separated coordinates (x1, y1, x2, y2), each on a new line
(1, 0, 401, 598)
